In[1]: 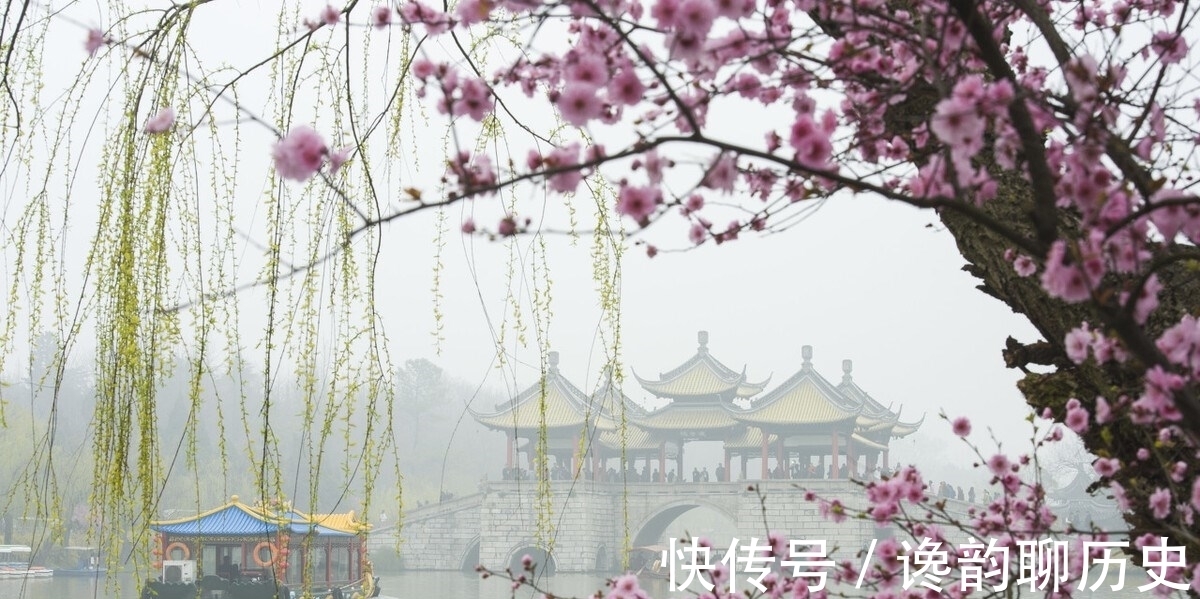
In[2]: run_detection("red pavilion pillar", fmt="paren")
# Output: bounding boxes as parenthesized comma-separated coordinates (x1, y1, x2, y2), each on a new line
(659, 443, 667, 482)
(506, 432, 514, 469)
(723, 449, 731, 482)
(777, 440, 786, 479)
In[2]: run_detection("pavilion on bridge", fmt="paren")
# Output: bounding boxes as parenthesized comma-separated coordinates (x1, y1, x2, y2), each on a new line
(468, 331, 922, 483)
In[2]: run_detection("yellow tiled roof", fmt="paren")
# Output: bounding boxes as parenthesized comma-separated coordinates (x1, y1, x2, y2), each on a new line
(850, 433, 889, 451)
(633, 403, 741, 431)
(737, 375, 771, 398)
(633, 331, 764, 400)
(598, 424, 660, 451)
(471, 366, 617, 432)
(723, 426, 778, 449)
(737, 370, 860, 428)
(635, 365, 743, 398)
(891, 413, 925, 437)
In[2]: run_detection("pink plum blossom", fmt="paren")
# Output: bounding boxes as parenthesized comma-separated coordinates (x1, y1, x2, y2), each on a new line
(616, 185, 659, 223)
(952, 417, 970, 437)
(557, 84, 603, 126)
(1065, 404, 1089, 433)
(674, 0, 716, 38)
(1041, 240, 1092, 302)
(372, 5, 393, 27)
(702, 153, 737, 193)
(930, 97, 985, 156)
(986, 454, 1011, 477)
(1012, 254, 1036, 276)
(497, 216, 517, 236)
(607, 573, 646, 599)
(1148, 487, 1172, 519)
(455, 0, 493, 24)
(1150, 31, 1188, 65)
(321, 5, 341, 25)
(329, 146, 352, 175)
(144, 108, 175, 134)
(1065, 324, 1092, 363)
(1094, 457, 1120, 477)
(273, 126, 328, 181)
(399, 2, 451, 34)
(1095, 396, 1111, 424)
(608, 69, 645, 106)
(85, 28, 106, 56)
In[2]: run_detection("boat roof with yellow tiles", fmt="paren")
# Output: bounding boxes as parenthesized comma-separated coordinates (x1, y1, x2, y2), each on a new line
(151, 496, 361, 537)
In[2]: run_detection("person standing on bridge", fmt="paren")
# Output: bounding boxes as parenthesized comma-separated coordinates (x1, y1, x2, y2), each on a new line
(692, 467, 700, 482)
(716, 463, 725, 482)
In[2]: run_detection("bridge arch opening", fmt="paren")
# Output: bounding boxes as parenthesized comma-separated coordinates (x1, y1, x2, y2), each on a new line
(632, 502, 738, 550)
(461, 538, 481, 572)
(508, 545, 556, 576)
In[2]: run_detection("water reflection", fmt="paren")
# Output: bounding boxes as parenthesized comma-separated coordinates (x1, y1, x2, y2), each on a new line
(0, 571, 624, 599)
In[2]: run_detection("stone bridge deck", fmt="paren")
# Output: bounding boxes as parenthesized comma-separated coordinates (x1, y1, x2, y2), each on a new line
(369, 479, 971, 573)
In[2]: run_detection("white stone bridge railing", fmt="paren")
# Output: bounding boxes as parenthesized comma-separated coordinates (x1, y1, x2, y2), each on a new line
(368, 479, 976, 573)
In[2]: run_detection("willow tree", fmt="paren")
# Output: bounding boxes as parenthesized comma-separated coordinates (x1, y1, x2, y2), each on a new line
(3, 0, 1200, 594)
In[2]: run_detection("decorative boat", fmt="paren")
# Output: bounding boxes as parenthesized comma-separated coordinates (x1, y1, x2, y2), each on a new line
(141, 495, 380, 599)
(0, 545, 54, 580)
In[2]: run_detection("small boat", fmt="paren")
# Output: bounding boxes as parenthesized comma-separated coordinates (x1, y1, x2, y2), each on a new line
(53, 546, 106, 578)
(630, 545, 670, 579)
(0, 545, 54, 580)
(141, 495, 381, 599)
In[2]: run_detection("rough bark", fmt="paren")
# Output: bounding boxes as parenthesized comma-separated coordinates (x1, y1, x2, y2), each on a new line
(848, 2, 1200, 573)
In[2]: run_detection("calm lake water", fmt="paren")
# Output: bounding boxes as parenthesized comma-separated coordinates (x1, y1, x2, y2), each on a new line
(0, 568, 1184, 599)
(0, 571, 635, 599)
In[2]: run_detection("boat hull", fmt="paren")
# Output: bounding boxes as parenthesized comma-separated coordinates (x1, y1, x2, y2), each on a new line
(54, 568, 107, 577)
(141, 579, 291, 599)
(141, 577, 380, 599)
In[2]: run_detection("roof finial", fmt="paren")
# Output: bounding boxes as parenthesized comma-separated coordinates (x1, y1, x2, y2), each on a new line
(698, 330, 709, 352)
(801, 345, 813, 368)
(842, 359, 853, 383)
(548, 351, 560, 373)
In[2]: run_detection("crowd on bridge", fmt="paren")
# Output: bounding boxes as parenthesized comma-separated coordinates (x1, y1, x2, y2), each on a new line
(499, 460, 915, 483)
(498, 461, 989, 504)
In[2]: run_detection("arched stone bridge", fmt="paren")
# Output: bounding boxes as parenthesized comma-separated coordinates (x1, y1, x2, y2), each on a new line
(368, 479, 954, 573)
